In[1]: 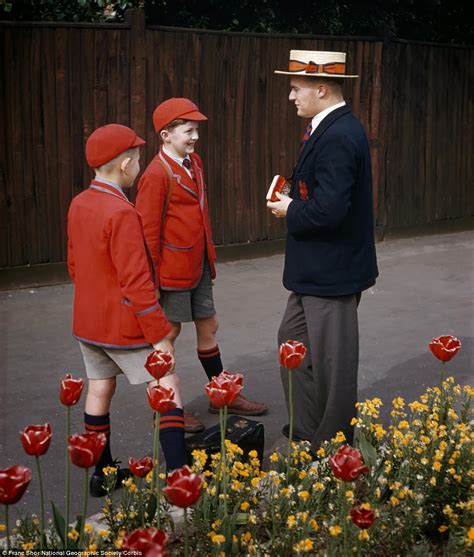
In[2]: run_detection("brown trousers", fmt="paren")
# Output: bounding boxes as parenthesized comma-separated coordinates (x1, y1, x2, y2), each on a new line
(278, 292, 361, 449)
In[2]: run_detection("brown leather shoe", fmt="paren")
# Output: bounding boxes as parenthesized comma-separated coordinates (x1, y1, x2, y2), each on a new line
(184, 410, 205, 433)
(209, 394, 268, 416)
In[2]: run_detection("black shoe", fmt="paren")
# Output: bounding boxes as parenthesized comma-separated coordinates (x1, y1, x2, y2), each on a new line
(281, 424, 309, 442)
(89, 466, 132, 498)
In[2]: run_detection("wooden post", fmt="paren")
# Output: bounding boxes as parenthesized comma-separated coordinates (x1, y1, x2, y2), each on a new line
(125, 8, 146, 140)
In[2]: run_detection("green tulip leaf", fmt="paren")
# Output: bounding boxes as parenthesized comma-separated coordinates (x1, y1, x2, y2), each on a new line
(146, 493, 157, 520)
(51, 500, 66, 546)
(357, 432, 378, 469)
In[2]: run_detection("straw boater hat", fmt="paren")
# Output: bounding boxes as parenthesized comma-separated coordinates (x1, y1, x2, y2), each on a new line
(275, 50, 358, 78)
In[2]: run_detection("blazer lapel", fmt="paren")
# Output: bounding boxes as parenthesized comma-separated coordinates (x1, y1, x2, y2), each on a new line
(294, 105, 351, 175)
(160, 149, 199, 200)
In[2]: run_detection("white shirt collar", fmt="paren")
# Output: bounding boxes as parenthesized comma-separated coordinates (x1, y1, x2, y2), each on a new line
(310, 101, 346, 134)
(163, 146, 190, 166)
(94, 177, 124, 194)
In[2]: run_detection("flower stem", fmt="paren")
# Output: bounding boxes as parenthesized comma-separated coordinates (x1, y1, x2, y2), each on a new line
(220, 406, 228, 517)
(35, 456, 45, 549)
(287, 369, 294, 482)
(183, 507, 189, 557)
(65, 406, 71, 549)
(78, 468, 89, 550)
(153, 411, 161, 528)
(5, 505, 10, 551)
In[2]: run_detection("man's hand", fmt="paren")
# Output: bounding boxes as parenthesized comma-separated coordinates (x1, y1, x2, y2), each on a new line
(267, 192, 292, 218)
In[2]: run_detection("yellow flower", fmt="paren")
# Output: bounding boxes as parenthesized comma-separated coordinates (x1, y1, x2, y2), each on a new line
(211, 534, 226, 544)
(430, 477, 436, 486)
(392, 397, 405, 409)
(313, 482, 324, 491)
(103, 465, 117, 476)
(298, 490, 310, 502)
(88, 544, 98, 551)
(68, 529, 80, 541)
(240, 501, 250, 511)
(98, 529, 109, 538)
(115, 538, 123, 549)
(333, 431, 346, 443)
(390, 496, 400, 507)
(433, 461, 442, 472)
(270, 452, 279, 462)
(310, 519, 319, 530)
(438, 525, 449, 533)
(316, 447, 326, 458)
(22, 543, 35, 550)
(398, 420, 409, 430)
(468, 526, 474, 541)
(248, 512, 257, 525)
(212, 519, 222, 530)
(297, 511, 308, 522)
(84, 523, 94, 533)
(115, 512, 124, 521)
(345, 490, 354, 501)
(287, 515, 296, 528)
(0, 524, 6, 532)
(359, 529, 369, 541)
(298, 470, 307, 480)
(248, 450, 258, 458)
(293, 538, 314, 553)
(241, 531, 252, 543)
(329, 525, 342, 536)
(231, 479, 243, 490)
(146, 470, 153, 484)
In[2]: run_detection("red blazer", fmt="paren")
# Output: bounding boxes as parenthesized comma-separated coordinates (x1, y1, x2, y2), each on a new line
(67, 180, 171, 349)
(136, 148, 216, 290)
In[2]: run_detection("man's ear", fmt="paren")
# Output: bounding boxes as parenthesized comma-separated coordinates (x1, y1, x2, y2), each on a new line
(120, 157, 131, 172)
(160, 130, 169, 143)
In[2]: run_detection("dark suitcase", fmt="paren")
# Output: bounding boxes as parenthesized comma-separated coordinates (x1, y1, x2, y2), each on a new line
(185, 415, 265, 469)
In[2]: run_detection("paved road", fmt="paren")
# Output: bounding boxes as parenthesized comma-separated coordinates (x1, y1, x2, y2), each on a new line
(1, 230, 473, 518)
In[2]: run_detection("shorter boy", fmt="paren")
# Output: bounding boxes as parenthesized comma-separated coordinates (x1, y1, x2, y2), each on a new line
(136, 99, 268, 432)
(67, 124, 187, 497)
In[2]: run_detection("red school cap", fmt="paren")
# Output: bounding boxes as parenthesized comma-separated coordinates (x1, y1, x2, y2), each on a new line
(85, 124, 145, 168)
(152, 98, 207, 133)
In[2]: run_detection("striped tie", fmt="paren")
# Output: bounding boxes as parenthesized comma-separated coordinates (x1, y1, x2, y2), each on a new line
(182, 157, 196, 181)
(300, 122, 313, 152)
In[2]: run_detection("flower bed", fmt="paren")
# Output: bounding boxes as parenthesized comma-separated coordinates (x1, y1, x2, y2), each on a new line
(1, 336, 472, 555)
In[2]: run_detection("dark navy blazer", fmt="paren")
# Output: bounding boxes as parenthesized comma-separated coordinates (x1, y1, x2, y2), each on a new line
(284, 105, 379, 296)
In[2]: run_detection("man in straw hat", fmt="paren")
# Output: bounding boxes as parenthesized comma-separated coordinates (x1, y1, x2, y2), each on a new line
(268, 50, 378, 450)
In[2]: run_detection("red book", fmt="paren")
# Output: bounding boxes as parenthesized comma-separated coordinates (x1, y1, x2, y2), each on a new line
(266, 175, 291, 202)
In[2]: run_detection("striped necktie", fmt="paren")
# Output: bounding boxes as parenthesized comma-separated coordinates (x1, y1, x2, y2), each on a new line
(182, 157, 196, 181)
(300, 122, 313, 153)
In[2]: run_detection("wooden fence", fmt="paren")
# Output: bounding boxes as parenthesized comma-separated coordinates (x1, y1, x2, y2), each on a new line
(1, 9, 473, 270)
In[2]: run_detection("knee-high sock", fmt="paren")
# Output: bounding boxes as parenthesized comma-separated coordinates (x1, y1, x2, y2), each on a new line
(197, 345, 223, 380)
(159, 408, 187, 471)
(84, 412, 112, 477)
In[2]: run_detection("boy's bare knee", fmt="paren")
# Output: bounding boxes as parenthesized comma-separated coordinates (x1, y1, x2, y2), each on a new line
(167, 322, 182, 343)
(88, 377, 116, 399)
(196, 315, 219, 335)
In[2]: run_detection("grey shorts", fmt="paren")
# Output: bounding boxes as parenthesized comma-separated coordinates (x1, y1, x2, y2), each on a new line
(78, 341, 153, 385)
(160, 259, 216, 323)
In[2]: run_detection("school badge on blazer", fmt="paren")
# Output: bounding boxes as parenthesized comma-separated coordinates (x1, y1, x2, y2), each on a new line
(185, 415, 265, 469)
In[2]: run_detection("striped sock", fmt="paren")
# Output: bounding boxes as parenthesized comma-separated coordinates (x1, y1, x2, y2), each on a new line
(84, 412, 113, 476)
(197, 345, 223, 380)
(159, 408, 186, 471)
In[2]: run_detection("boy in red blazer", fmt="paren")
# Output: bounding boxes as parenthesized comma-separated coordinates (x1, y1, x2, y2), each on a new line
(136, 98, 268, 432)
(68, 124, 186, 497)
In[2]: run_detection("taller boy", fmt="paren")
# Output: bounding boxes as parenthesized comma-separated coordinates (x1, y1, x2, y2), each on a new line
(136, 98, 267, 432)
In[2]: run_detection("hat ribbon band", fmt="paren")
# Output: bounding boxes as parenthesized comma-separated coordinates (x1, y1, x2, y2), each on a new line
(288, 60, 346, 75)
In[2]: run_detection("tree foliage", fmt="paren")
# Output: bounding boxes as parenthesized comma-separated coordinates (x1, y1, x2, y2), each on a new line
(1, 0, 472, 45)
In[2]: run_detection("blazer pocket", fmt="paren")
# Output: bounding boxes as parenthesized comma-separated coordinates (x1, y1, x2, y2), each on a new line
(161, 243, 194, 280)
(119, 298, 141, 339)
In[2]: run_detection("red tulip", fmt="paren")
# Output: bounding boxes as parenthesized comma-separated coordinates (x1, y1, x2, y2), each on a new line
(204, 370, 243, 409)
(59, 373, 84, 406)
(129, 456, 154, 478)
(279, 340, 307, 369)
(68, 432, 107, 468)
(163, 465, 203, 508)
(350, 505, 376, 529)
(20, 424, 52, 457)
(330, 445, 369, 481)
(0, 465, 32, 505)
(122, 527, 168, 557)
(144, 350, 174, 381)
(428, 335, 461, 362)
(146, 385, 177, 414)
